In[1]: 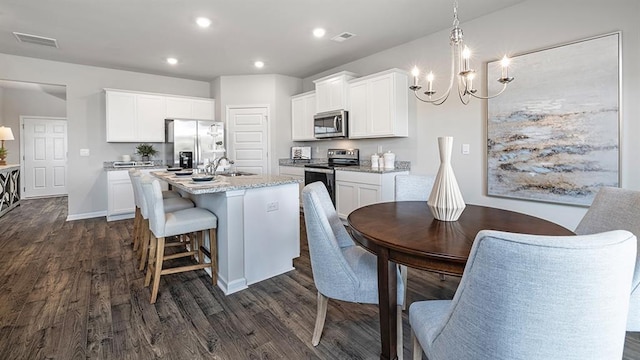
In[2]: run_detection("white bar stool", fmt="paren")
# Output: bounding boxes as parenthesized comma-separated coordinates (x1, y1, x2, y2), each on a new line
(131, 172, 195, 271)
(141, 177, 218, 304)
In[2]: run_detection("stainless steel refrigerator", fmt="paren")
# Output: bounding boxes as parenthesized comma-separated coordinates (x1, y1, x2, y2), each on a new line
(165, 119, 225, 169)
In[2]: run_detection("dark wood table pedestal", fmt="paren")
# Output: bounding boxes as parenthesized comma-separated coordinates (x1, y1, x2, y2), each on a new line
(348, 202, 573, 360)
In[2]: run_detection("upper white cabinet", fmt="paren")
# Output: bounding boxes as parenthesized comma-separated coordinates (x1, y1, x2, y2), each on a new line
(313, 71, 358, 113)
(348, 69, 409, 139)
(165, 96, 215, 120)
(105, 88, 215, 142)
(291, 91, 316, 141)
(106, 90, 165, 142)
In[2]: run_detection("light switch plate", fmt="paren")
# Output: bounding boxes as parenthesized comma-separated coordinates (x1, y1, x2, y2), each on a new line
(80, 148, 90, 156)
(462, 144, 470, 155)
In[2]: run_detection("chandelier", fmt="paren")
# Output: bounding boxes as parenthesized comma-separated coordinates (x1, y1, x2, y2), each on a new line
(409, 0, 514, 105)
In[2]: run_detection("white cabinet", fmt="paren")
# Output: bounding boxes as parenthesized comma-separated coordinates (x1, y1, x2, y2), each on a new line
(291, 91, 316, 141)
(279, 166, 305, 207)
(165, 96, 215, 120)
(313, 71, 358, 113)
(136, 94, 166, 142)
(335, 170, 408, 219)
(106, 88, 215, 142)
(348, 69, 409, 139)
(106, 169, 169, 221)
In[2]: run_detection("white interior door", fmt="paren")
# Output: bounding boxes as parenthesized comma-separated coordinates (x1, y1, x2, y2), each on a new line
(21, 116, 68, 198)
(227, 106, 269, 175)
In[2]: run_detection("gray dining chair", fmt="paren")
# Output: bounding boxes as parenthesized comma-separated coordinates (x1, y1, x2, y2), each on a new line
(394, 174, 435, 201)
(395, 174, 438, 305)
(302, 182, 405, 359)
(409, 229, 637, 360)
(575, 186, 640, 331)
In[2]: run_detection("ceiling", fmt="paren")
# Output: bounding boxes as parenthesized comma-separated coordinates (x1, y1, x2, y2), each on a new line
(0, 0, 525, 82)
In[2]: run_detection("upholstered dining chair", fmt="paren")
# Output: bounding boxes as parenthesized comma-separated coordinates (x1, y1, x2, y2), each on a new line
(141, 177, 218, 304)
(394, 174, 435, 201)
(394, 174, 437, 306)
(410, 229, 637, 360)
(575, 186, 640, 331)
(130, 171, 194, 271)
(302, 181, 405, 359)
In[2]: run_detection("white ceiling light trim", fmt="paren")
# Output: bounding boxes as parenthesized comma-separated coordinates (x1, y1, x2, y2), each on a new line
(313, 28, 326, 38)
(196, 17, 212, 28)
(254, 60, 265, 69)
(166, 57, 178, 65)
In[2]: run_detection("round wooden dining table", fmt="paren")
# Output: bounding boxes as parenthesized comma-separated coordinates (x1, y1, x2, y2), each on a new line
(347, 202, 574, 360)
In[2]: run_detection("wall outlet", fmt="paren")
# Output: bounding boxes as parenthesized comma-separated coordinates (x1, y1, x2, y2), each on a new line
(267, 201, 279, 212)
(80, 148, 90, 156)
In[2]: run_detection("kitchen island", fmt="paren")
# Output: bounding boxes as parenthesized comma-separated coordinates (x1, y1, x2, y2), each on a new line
(152, 171, 302, 295)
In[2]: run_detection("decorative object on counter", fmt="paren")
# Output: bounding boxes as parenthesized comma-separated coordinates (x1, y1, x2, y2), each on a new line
(409, 0, 514, 106)
(383, 151, 396, 170)
(371, 153, 379, 169)
(428, 136, 466, 221)
(120, 154, 131, 162)
(135, 143, 157, 161)
(0, 126, 15, 166)
(291, 146, 311, 162)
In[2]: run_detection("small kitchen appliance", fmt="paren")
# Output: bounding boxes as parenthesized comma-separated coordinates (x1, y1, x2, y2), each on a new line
(313, 110, 348, 139)
(291, 146, 311, 161)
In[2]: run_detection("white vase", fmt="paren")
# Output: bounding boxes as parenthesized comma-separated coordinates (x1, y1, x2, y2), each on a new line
(428, 136, 466, 221)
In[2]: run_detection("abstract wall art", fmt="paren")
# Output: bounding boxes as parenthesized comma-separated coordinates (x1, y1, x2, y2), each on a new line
(486, 33, 620, 206)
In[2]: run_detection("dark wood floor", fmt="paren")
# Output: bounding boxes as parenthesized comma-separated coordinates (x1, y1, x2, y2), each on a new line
(0, 197, 639, 359)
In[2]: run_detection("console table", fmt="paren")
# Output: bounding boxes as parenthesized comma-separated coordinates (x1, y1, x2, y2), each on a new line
(0, 165, 20, 218)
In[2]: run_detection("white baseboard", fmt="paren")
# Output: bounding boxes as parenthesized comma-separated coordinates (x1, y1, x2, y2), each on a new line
(66, 210, 107, 221)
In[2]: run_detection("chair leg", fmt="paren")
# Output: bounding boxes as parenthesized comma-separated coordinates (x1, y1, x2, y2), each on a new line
(139, 224, 150, 271)
(144, 233, 157, 287)
(397, 305, 404, 360)
(132, 207, 141, 250)
(312, 292, 328, 346)
(150, 236, 165, 304)
(400, 265, 408, 311)
(412, 330, 422, 360)
(209, 228, 218, 285)
(439, 274, 446, 281)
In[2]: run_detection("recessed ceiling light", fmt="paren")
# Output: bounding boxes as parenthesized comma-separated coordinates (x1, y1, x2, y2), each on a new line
(254, 61, 264, 69)
(313, 28, 326, 38)
(166, 57, 178, 65)
(196, 17, 211, 28)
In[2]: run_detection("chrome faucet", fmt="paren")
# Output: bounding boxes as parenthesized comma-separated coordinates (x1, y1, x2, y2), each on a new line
(212, 156, 234, 175)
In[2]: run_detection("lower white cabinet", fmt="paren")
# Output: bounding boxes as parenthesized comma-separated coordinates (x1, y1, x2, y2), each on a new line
(279, 166, 305, 207)
(107, 169, 168, 221)
(335, 170, 408, 219)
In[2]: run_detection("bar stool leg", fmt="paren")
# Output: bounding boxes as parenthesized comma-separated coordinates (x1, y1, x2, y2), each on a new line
(150, 236, 166, 304)
(210, 228, 217, 284)
(139, 221, 150, 271)
(144, 233, 157, 287)
(132, 208, 141, 250)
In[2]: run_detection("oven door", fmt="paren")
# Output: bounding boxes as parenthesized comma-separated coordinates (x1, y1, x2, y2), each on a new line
(304, 168, 335, 204)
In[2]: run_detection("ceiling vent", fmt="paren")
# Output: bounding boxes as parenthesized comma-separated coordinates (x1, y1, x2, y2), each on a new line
(13, 32, 59, 48)
(331, 32, 356, 43)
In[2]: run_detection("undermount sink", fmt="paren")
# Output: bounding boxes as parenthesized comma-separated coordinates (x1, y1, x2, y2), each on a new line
(219, 171, 256, 177)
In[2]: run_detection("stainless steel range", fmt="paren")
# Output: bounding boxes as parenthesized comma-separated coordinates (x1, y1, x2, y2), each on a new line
(304, 149, 359, 204)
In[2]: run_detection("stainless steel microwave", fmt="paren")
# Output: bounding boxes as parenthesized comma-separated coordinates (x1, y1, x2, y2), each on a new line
(314, 110, 348, 139)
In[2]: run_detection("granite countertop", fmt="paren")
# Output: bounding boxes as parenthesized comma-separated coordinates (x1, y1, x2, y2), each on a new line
(278, 158, 411, 173)
(151, 170, 302, 195)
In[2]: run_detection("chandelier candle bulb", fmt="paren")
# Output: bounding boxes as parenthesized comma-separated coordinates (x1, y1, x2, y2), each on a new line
(462, 46, 471, 71)
(427, 72, 434, 92)
(500, 55, 510, 79)
(412, 67, 420, 86)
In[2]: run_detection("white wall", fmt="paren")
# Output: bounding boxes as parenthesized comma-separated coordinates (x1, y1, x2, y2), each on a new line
(213, 74, 301, 173)
(1, 86, 67, 170)
(0, 53, 211, 218)
(296, 0, 639, 230)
